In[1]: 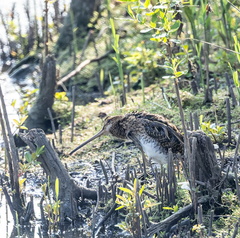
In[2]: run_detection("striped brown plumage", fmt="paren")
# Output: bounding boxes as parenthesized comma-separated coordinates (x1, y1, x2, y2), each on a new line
(70, 112, 183, 164)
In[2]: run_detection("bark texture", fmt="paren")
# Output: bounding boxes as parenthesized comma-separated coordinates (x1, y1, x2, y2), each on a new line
(25, 55, 56, 132)
(188, 130, 221, 188)
(20, 128, 97, 222)
(56, 0, 101, 51)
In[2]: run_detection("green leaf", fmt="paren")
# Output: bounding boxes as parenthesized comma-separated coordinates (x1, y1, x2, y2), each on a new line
(146, 8, 159, 20)
(159, 64, 173, 70)
(20, 126, 28, 130)
(112, 45, 117, 53)
(19, 178, 26, 188)
(162, 75, 175, 80)
(137, 13, 145, 24)
(144, 0, 150, 8)
(153, 5, 168, 9)
(20, 115, 28, 124)
(25, 151, 32, 162)
(116, 194, 127, 201)
(173, 205, 179, 212)
(100, 69, 104, 83)
(119, 187, 133, 195)
(112, 56, 118, 64)
(11, 99, 16, 107)
(127, 5, 135, 18)
(233, 71, 239, 87)
(143, 200, 161, 209)
(55, 177, 59, 200)
(174, 71, 183, 78)
(139, 185, 145, 196)
(117, 0, 138, 2)
(171, 20, 180, 28)
(140, 28, 153, 33)
(115, 205, 125, 210)
(170, 38, 181, 44)
(110, 18, 116, 39)
(150, 21, 156, 28)
(13, 119, 20, 126)
(41, 183, 47, 194)
(163, 206, 174, 210)
(55, 92, 69, 101)
(133, 178, 138, 192)
(36, 145, 45, 155)
(153, 32, 167, 38)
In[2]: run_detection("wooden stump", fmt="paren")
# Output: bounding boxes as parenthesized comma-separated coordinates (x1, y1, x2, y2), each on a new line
(20, 129, 97, 222)
(25, 55, 56, 132)
(188, 130, 221, 189)
(146, 131, 222, 236)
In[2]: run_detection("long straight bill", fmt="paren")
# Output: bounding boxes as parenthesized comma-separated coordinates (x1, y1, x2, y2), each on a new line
(69, 129, 105, 155)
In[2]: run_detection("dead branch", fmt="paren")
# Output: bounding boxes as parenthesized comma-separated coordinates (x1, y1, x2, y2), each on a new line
(147, 203, 193, 236)
(0, 85, 24, 219)
(20, 128, 97, 222)
(57, 49, 114, 87)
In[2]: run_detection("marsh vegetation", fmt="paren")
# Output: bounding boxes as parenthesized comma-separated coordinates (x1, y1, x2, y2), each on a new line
(0, 0, 240, 237)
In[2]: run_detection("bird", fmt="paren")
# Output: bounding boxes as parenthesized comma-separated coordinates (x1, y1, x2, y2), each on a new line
(69, 112, 184, 165)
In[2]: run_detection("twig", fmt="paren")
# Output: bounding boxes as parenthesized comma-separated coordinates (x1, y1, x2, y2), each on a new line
(80, 30, 94, 61)
(226, 98, 231, 145)
(57, 49, 114, 87)
(125, 180, 156, 199)
(193, 111, 199, 130)
(167, 149, 175, 204)
(111, 152, 116, 174)
(147, 203, 193, 236)
(226, 0, 240, 12)
(197, 204, 203, 224)
(234, 169, 240, 201)
(70, 85, 76, 142)
(231, 220, 239, 238)
(161, 87, 171, 109)
(208, 210, 214, 236)
(39, 195, 48, 234)
(92, 185, 100, 238)
(190, 137, 197, 212)
(95, 180, 128, 235)
(219, 120, 240, 126)
(189, 113, 193, 131)
(0, 85, 23, 217)
(94, 203, 118, 236)
(225, 73, 237, 107)
(174, 78, 191, 183)
(2, 186, 16, 223)
(59, 124, 62, 144)
(0, 107, 14, 186)
(100, 160, 109, 184)
(232, 134, 240, 173)
(44, 0, 49, 57)
(184, 38, 240, 55)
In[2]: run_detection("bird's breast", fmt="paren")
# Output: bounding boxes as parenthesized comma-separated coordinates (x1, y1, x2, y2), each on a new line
(139, 138, 168, 164)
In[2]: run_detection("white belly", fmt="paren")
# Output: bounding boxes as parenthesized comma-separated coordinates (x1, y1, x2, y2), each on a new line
(139, 139, 168, 164)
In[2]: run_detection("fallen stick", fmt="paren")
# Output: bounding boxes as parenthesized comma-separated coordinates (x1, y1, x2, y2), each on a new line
(57, 49, 114, 87)
(147, 203, 193, 236)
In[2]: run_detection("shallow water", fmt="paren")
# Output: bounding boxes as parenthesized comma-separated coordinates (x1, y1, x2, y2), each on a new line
(0, 73, 22, 130)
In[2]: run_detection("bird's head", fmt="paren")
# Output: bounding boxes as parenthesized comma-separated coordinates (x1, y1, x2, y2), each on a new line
(69, 115, 124, 155)
(102, 115, 123, 134)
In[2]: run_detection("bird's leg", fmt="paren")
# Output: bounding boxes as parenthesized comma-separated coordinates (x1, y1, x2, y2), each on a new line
(140, 148, 147, 179)
(127, 132, 148, 178)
